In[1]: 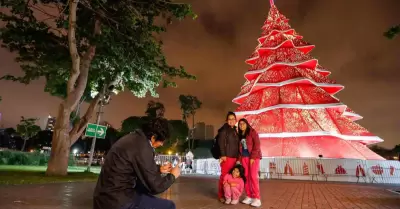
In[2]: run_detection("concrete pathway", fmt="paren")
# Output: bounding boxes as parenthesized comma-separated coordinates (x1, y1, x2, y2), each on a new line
(0, 177, 399, 209)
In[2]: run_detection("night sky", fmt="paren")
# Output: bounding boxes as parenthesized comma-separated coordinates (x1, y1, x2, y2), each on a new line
(0, 0, 399, 148)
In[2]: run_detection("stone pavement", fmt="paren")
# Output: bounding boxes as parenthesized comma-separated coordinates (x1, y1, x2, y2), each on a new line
(0, 177, 399, 209)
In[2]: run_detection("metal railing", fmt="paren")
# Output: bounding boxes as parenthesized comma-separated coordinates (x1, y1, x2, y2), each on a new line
(192, 157, 400, 184)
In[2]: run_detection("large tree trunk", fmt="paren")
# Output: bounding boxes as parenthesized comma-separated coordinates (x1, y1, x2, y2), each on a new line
(45, 0, 101, 176)
(46, 94, 101, 176)
(46, 104, 73, 176)
(46, 133, 70, 176)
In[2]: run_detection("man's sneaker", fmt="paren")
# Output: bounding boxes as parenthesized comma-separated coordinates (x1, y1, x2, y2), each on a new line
(242, 197, 253, 204)
(250, 199, 262, 207)
(231, 199, 239, 205)
(225, 198, 232, 204)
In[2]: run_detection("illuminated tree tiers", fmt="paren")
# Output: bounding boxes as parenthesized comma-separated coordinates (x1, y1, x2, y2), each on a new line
(233, 0, 384, 160)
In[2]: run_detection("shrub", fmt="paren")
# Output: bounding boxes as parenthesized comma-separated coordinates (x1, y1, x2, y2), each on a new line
(0, 150, 75, 166)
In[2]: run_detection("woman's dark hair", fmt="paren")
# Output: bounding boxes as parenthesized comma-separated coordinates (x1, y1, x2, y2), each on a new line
(230, 164, 246, 183)
(141, 117, 171, 142)
(238, 118, 251, 138)
(226, 111, 236, 121)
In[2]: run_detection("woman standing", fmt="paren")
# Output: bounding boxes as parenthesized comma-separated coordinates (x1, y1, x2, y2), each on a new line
(238, 118, 262, 207)
(217, 111, 240, 202)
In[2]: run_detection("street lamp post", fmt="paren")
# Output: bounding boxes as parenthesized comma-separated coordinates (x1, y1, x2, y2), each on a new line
(86, 86, 113, 172)
(86, 102, 104, 172)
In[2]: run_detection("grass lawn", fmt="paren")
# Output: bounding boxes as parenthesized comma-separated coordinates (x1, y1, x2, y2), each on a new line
(0, 165, 101, 173)
(0, 165, 100, 185)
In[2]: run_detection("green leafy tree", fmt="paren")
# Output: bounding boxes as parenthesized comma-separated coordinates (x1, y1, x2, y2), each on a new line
(105, 127, 120, 148)
(178, 95, 202, 149)
(90, 126, 119, 152)
(384, 25, 399, 39)
(16, 117, 41, 151)
(163, 119, 189, 153)
(120, 116, 148, 134)
(178, 95, 202, 124)
(0, 0, 196, 175)
(121, 100, 165, 134)
(4, 128, 16, 135)
(121, 101, 188, 153)
(369, 145, 393, 159)
(145, 100, 166, 118)
(392, 144, 400, 155)
(31, 130, 53, 150)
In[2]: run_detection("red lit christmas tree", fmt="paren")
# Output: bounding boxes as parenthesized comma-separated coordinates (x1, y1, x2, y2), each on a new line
(233, 0, 384, 160)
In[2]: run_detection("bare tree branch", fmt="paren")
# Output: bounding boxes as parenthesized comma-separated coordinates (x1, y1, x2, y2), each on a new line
(67, 0, 81, 96)
(72, 18, 101, 95)
(69, 93, 101, 141)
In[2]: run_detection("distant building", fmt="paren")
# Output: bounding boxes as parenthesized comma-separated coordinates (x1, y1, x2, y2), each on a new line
(0, 128, 16, 149)
(205, 125, 215, 139)
(45, 116, 56, 132)
(193, 122, 206, 140)
(192, 123, 215, 140)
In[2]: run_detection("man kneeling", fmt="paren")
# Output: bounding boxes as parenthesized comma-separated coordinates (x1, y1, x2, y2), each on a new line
(93, 117, 180, 209)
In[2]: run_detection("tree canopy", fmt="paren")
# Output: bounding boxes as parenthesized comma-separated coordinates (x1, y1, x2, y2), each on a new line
(384, 25, 400, 39)
(16, 116, 41, 151)
(31, 130, 53, 149)
(178, 94, 202, 122)
(120, 100, 189, 153)
(0, 0, 196, 99)
(120, 116, 148, 134)
(145, 100, 166, 118)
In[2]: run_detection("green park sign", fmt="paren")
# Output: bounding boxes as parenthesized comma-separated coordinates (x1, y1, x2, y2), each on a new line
(85, 123, 107, 139)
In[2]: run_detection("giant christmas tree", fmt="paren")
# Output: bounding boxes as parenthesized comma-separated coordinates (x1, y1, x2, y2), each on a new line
(233, 0, 384, 160)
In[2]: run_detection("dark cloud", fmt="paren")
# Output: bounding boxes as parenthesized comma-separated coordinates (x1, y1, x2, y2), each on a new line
(1, 0, 399, 148)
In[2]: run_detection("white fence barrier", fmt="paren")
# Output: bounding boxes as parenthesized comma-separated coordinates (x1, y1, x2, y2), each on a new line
(192, 157, 400, 184)
(155, 154, 187, 165)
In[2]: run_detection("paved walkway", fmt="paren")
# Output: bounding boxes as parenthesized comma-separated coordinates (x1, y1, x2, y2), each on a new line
(0, 177, 399, 209)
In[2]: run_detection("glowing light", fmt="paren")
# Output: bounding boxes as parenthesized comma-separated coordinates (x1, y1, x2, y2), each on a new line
(73, 149, 78, 154)
(167, 150, 172, 155)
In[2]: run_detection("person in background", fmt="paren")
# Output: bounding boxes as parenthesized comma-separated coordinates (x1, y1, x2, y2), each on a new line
(238, 118, 262, 207)
(185, 150, 194, 173)
(93, 117, 181, 209)
(223, 164, 246, 205)
(172, 153, 179, 167)
(217, 111, 240, 202)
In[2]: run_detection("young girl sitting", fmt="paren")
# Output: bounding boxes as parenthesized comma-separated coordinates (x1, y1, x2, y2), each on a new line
(223, 164, 246, 204)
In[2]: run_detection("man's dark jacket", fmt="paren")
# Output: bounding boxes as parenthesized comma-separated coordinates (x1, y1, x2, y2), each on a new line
(93, 130, 175, 209)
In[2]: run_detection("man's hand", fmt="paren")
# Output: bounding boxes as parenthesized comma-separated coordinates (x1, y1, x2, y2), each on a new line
(250, 159, 255, 165)
(160, 162, 172, 174)
(170, 164, 181, 179)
